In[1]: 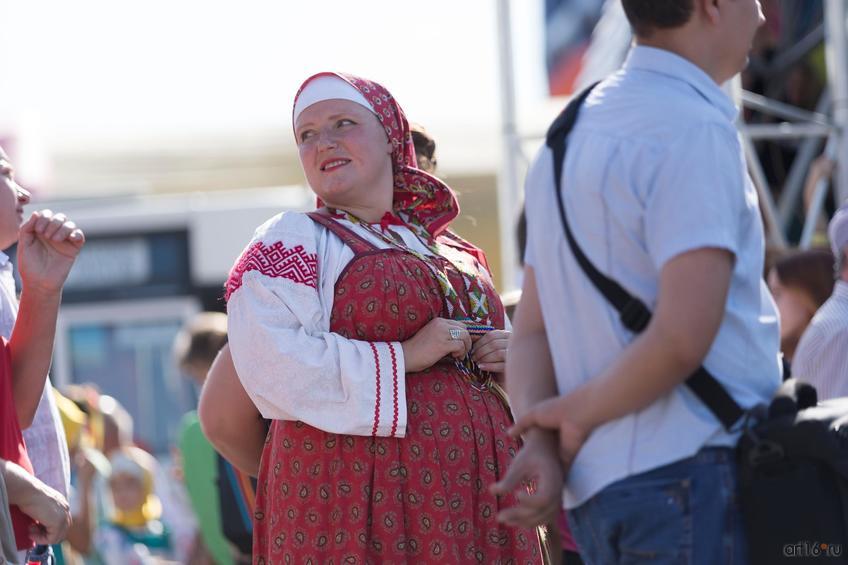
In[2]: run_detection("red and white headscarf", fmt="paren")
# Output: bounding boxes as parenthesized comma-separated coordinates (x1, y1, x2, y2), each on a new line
(293, 72, 460, 238)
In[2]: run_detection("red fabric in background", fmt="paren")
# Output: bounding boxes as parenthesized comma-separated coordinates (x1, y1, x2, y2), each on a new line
(0, 337, 36, 550)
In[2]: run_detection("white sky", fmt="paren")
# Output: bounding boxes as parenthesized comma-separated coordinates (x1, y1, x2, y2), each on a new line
(0, 0, 551, 157)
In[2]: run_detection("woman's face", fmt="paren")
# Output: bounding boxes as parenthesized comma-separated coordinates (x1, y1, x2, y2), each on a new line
(109, 473, 146, 513)
(295, 99, 393, 210)
(768, 269, 816, 356)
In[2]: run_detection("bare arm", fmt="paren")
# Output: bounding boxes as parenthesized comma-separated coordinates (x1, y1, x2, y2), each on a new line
(2, 458, 70, 545)
(491, 267, 564, 528)
(10, 287, 61, 428)
(511, 248, 734, 463)
(11, 211, 84, 427)
(65, 451, 97, 555)
(502, 267, 559, 420)
(199, 344, 266, 477)
(802, 156, 835, 212)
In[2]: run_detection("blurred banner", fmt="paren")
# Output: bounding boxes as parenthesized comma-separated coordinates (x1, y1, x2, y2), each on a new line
(544, 0, 606, 96)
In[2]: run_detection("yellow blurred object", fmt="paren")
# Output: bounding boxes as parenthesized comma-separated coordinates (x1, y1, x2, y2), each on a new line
(53, 388, 88, 451)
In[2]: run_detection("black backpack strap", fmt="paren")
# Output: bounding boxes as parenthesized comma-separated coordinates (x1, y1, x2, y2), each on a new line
(545, 83, 745, 431)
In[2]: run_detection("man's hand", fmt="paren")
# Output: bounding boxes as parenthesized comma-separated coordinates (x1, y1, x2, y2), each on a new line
(508, 396, 591, 472)
(21, 481, 71, 545)
(490, 431, 565, 529)
(3, 459, 71, 545)
(17, 210, 85, 295)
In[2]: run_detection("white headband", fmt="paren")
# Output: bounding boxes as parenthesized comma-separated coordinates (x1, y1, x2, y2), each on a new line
(293, 75, 376, 125)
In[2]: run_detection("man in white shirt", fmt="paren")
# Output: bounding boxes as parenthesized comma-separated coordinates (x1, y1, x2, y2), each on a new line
(494, 1, 780, 562)
(794, 203, 848, 399)
(1, 146, 84, 561)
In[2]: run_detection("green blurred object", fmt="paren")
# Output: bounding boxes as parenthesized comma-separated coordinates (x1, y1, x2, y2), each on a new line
(179, 412, 234, 565)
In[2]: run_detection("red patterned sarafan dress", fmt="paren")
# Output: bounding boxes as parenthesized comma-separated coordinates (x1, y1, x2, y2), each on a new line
(239, 213, 541, 564)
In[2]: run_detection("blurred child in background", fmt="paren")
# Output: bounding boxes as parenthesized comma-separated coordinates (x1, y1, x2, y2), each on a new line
(95, 447, 174, 565)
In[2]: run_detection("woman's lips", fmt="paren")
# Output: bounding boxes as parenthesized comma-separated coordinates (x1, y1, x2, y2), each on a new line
(320, 159, 350, 172)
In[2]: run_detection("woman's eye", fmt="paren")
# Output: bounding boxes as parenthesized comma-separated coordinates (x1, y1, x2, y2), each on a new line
(299, 130, 316, 142)
(337, 119, 355, 127)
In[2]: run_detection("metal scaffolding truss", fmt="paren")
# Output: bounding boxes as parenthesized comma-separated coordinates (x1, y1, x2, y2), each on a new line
(495, 0, 848, 289)
(735, 0, 848, 249)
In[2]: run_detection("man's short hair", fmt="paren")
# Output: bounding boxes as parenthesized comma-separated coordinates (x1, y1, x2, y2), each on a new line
(410, 123, 437, 174)
(621, 0, 694, 37)
(173, 312, 228, 374)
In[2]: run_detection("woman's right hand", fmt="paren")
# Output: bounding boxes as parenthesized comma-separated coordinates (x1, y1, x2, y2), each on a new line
(401, 317, 472, 373)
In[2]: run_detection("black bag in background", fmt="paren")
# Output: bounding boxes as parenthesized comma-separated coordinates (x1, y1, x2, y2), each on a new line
(546, 84, 848, 564)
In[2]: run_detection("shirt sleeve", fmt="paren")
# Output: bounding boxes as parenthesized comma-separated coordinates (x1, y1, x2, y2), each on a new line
(792, 323, 825, 384)
(522, 147, 551, 270)
(644, 123, 747, 270)
(21, 382, 70, 499)
(226, 212, 407, 438)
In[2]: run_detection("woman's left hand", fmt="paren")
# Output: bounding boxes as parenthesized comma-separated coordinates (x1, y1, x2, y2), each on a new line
(470, 329, 510, 373)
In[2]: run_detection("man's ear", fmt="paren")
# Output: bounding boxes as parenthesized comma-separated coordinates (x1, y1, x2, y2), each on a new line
(699, 0, 722, 26)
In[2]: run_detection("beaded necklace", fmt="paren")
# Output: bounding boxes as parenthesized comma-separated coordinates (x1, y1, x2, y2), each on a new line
(332, 208, 491, 322)
(332, 208, 499, 389)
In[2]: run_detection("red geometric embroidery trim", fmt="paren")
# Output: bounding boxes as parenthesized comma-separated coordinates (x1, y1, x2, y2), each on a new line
(225, 241, 318, 301)
(369, 342, 381, 436)
(388, 342, 399, 438)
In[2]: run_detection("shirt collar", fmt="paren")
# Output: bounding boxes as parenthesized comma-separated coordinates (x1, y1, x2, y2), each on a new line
(623, 45, 738, 122)
(0, 252, 10, 268)
(330, 209, 406, 232)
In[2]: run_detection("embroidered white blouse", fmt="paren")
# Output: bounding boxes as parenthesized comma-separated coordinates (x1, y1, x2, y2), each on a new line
(227, 211, 449, 439)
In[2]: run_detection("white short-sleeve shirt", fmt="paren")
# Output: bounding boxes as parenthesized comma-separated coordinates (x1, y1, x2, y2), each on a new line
(524, 46, 781, 509)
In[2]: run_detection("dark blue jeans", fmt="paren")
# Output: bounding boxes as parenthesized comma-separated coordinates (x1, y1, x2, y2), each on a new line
(567, 447, 747, 564)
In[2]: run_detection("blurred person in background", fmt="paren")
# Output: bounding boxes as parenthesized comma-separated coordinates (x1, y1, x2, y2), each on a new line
(497, 1, 781, 563)
(793, 203, 848, 399)
(175, 311, 255, 565)
(95, 447, 174, 565)
(224, 72, 539, 563)
(60, 388, 193, 564)
(58, 387, 115, 565)
(98, 395, 133, 459)
(97, 391, 199, 565)
(0, 145, 84, 562)
(55, 388, 109, 565)
(410, 123, 437, 174)
(767, 248, 834, 365)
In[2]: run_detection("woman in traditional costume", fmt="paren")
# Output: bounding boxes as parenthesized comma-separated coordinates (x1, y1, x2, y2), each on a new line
(226, 72, 541, 564)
